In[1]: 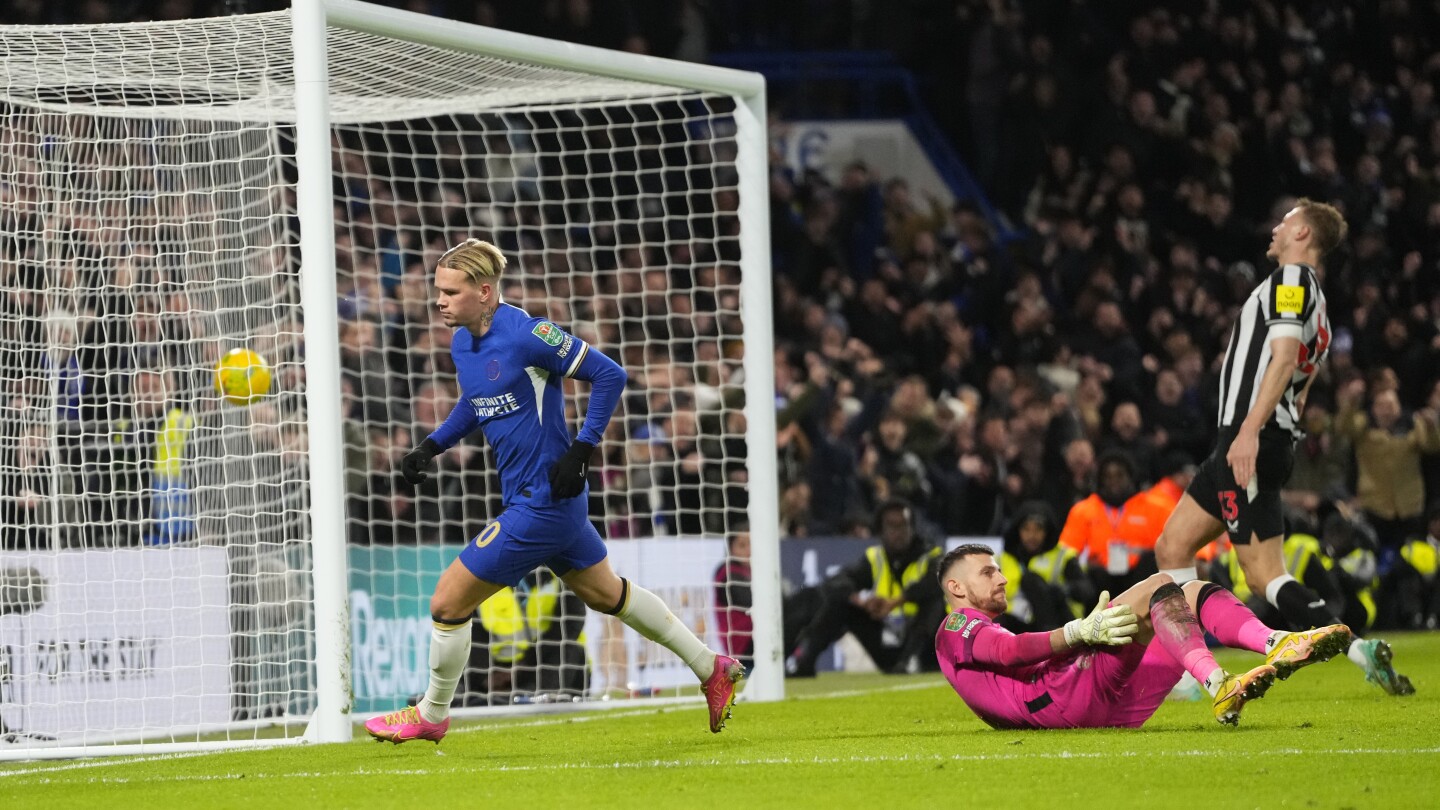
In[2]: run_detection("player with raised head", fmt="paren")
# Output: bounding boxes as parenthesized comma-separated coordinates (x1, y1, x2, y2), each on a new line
(935, 543, 1350, 728)
(364, 239, 745, 744)
(1152, 199, 1414, 696)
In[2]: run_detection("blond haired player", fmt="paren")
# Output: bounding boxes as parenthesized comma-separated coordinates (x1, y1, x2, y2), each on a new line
(1154, 199, 1412, 695)
(364, 240, 744, 743)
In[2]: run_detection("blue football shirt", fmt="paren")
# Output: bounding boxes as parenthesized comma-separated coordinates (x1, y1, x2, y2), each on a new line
(427, 303, 627, 506)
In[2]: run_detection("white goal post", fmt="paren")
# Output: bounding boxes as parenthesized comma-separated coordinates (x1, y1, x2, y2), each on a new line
(0, 0, 779, 760)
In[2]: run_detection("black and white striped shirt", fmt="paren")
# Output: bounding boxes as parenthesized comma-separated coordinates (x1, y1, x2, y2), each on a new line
(1217, 263, 1330, 438)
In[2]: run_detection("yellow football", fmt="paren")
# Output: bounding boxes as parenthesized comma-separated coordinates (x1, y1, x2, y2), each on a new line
(214, 347, 273, 406)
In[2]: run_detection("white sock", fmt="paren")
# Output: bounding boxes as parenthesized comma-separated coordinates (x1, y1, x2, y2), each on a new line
(418, 620, 471, 723)
(1263, 574, 1298, 608)
(1161, 566, 1198, 585)
(1265, 630, 1287, 653)
(1201, 667, 1226, 696)
(617, 581, 716, 680)
(1346, 638, 1369, 669)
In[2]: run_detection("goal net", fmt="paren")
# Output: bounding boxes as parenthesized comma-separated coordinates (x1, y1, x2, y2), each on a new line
(0, 0, 776, 759)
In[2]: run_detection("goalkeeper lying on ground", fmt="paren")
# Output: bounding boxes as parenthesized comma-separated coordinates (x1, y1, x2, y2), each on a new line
(934, 543, 1352, 728)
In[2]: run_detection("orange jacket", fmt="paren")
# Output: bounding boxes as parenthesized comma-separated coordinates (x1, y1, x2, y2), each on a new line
(1122, 479, 1185, 552)
(1133, 476, 1225, 561)
(1059, 492, 1162, 569)
(1147, 477, 1184, 511)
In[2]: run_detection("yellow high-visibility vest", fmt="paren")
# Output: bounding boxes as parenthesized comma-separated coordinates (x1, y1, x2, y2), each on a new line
(999, 552, 1023, 603)
(1029, 545, 1078, 585)
(1225, 533, 1324, 603)
(1333, 547, 1378, 630)
(867, 545, 942, 617)
(113, 408, 194, 481)
(1224, 532, 1375, 627)
(478, 577, 567, 663)
(1030, 545, 1083, 618)
(1402, 539, 1438, 578)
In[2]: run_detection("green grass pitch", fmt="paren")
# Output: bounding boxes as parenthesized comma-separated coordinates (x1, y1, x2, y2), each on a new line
(4, 633, 1439, 809)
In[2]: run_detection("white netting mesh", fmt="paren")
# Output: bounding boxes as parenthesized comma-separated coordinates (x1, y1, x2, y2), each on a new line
(1, 8, 752, 752)
(1, 12, 688, 122)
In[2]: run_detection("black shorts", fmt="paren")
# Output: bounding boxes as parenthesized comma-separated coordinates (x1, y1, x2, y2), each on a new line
(1185, 426, 1295, 545)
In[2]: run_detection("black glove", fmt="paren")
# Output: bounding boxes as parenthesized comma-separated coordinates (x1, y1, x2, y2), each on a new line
(401, 438, 442, 485)
(548, 440, 595, 499)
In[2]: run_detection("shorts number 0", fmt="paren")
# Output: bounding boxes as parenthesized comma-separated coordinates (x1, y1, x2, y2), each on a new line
(474, 522, 502, 548)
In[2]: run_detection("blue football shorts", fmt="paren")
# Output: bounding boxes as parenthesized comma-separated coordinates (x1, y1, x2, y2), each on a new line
(456, 496, 608, 586)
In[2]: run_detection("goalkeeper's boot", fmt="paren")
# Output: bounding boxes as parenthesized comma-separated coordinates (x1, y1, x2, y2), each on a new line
(1353, 638, 1416, 696)
(1213, 664, 1277, 726)
(1265, 624, 1353, 681)
(702, 654, 746, 733)
(364, 705, 450, 744)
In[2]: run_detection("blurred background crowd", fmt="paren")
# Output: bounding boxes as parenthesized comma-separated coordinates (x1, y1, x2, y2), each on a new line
(4, 0, 1440, 636)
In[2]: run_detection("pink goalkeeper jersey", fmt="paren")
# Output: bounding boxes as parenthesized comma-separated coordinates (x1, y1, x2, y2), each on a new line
(934, 608, 1075, 730)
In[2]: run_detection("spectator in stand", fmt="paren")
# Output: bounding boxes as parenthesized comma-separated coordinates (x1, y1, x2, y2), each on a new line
(882, 179, 946, 258)
(1336, 377, 1440, 554)
(1319, 510, 1380, 635)
(997, 500, 1092, 633)
(845, 278, 905, 360)
(889, 375, 945, 461)
(1099, 401, 1156, 484)
(100, 368, 196, 547)
(1403, 504, 1440, 629)
(995, 292, 1057, 370)
(1058, 450, 1160, 594)
(871, 410, 933, 509)
(835, 161, 885, 276)
(804, 401, 866, 535)
(1426, 381, 1440, 507)
(1074, 300, 1144, 405)
(779, 480, 815, 538)
(935, 420, 1008, 537)
(31, 0, 1440, 637)
(1043, 437, 1095, 534)
(713, 526, 753, 670)
(1070, 373, 1109, 443)
(1, 426, 51, 551)
(787, 499, 944, 677)
(1145, 367, 1209, 464)
(1282, 393, 1353, 521)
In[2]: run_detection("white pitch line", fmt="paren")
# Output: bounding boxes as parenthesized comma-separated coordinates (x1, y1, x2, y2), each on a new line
(5, 746, 1438, 787)
(451, 680, 945, 735)
(791, 681, 947, 700)
(451, 706, 680, 735)
(0, 683, 920, 772)
(0, 750, 220, 779)
(0, 685, 915, 776)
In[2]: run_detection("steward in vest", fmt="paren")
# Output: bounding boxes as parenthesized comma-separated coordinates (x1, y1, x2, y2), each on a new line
(104, 368, 195, 546)
(1058, 450, 1161, 594)
(1380, 503, 1440, 630)
(997, 500, 1095, 632)
(787, 499, 945, 677)
(1319, 511, 1379, 633)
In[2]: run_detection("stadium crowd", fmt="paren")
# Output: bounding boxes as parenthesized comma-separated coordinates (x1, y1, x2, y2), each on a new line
(758, 0, 1440, 632)
(4, 1, 1440, 639)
